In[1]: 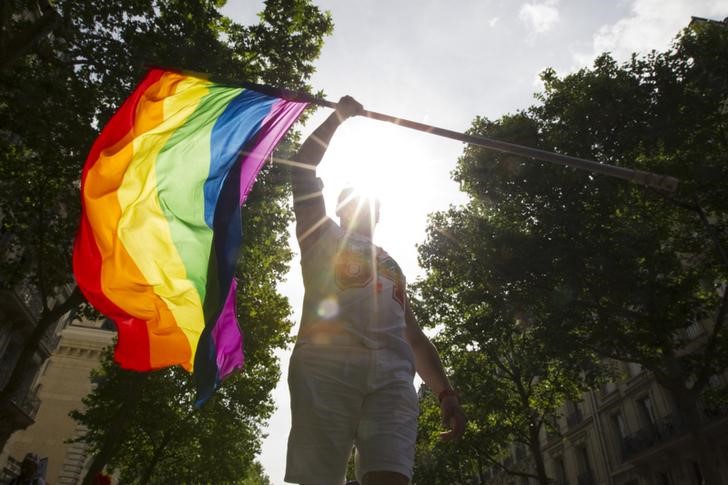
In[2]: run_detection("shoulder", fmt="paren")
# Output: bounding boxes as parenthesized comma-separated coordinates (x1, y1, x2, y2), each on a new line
(378, 248, 405, 274)
(300, 218, 341, 257)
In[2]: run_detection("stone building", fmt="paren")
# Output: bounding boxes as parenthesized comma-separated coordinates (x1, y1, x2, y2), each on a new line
(0, 318, 114, 484)
(0, 283, 71, 456)
(482, 324, 728, 485)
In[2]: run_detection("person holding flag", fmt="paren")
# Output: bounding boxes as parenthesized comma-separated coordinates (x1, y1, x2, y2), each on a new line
(285, 96, 467, 485)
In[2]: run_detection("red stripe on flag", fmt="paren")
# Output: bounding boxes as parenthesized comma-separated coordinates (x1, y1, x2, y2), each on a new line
(73, 69, 166, 369)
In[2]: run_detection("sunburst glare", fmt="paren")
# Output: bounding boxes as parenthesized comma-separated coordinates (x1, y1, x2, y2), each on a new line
(298, 111, 467, 278)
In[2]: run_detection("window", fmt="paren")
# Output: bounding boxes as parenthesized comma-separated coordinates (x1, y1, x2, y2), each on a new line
(601, 381, 617, 395)
(577, 445, 591, 474)
(627, 362, 642, 377)
(567, 400, 585, 426)
(637, 396, 657, 425)
(553, 457, 567, 484)
(611, 412, 627, 439)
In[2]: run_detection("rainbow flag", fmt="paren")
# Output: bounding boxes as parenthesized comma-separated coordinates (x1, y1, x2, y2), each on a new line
(73, 68, 307, 404)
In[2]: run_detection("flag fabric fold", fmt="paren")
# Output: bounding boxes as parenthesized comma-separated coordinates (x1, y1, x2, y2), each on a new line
(73, 68, 307, 404)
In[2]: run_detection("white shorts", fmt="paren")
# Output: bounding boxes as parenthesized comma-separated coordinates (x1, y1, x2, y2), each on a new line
(284, 342, 418, 485)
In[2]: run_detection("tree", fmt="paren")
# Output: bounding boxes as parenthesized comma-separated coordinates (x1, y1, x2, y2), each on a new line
(0, 0, 332, 448)
(416, 20, 727, 483)
(414, 391, 488, 485)
(413, 204, 603, 484)
(0, 0, 62, 70)
(72, 350, 275, 485)
(241, 461, 273, 485)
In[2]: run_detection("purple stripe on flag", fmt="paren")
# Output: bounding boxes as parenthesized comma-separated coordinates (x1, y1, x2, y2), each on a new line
(239, 99, 308, 203)
(204, 98, 306, 390)
(212, 278, 244, 379)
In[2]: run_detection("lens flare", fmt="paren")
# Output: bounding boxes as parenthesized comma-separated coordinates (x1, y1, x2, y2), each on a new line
(317, 296, 340, 319)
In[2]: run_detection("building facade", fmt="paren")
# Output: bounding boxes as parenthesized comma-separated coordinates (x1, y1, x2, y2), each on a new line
(484, 351, 728, 485)
(0, 319, 114, 484)
(0, 283, 71, 452)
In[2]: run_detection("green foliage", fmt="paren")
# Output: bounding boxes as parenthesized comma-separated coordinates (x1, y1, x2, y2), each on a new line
(413, 203, 602, 482)
(240, 461, 273, 485)
(414, 21, 728, 482)
(72, 345, 272, 484)
(1, 0, 332, 298)
(414, 391, 498, 484)
(2, 0, 334, 478)
(0, 3, 96, 300)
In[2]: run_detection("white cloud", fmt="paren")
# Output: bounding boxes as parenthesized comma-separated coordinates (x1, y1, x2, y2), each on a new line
(574, 0, 726, 66)
(519, 0, 560, 34)
(489, 16, 500, 27)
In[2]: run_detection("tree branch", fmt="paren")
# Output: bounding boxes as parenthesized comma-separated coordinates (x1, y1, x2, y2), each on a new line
(0, 1, 61, 71)
(482, 454, 541, 480)
(694, 284, 728, 392)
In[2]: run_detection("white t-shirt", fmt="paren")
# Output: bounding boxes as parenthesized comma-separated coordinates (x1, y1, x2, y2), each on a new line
(297, 220, 413, 361)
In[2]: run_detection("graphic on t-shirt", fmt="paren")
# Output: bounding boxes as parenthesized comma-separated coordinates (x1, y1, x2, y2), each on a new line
(334, 237, 406, 309)
(378, 255, 406, 307)
(334, 239, 373, 289)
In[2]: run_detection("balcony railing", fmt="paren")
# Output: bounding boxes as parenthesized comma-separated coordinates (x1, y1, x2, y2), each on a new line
(2, 456, 22, 482)
(14, 389, 41, 420)
(5, 283, 64, 354)
(683, 321, 704, 340)
(13, 283, 43, 321)
(620, 414, 686, 460)
(1, 386, 42, 430)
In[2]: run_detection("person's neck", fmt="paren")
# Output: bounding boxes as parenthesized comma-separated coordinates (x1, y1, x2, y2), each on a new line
(343, 222, 374, 240)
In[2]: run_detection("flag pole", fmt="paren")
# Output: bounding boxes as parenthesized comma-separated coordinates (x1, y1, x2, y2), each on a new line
(356, 110, 679, 192)
(153, 66, 680, 192)
(287, 89, 678, 193)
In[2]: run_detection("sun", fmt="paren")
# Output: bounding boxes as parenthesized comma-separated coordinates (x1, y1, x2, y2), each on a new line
(290, 111, 467, 278)
(317, 118, 415, 219)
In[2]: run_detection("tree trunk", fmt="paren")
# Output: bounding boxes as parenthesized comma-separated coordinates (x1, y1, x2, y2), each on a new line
(476, 455, 485, 485)
(0, 286, 83, 450)
(139, 436, 170, 485)
(81, 444, 118, 485)
(529, 423, 550, 485)
(138, 408, 197, 485)
(671, 388, 723, 485)
(81, 372, 147, 485)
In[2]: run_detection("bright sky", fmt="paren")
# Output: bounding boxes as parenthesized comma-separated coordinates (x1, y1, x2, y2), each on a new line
(223, 1, 724, 482)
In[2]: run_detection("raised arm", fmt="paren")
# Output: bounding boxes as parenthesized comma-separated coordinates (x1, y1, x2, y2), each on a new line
(291, 96, 363, 248)
(404, 298, 467, 442)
